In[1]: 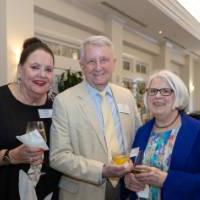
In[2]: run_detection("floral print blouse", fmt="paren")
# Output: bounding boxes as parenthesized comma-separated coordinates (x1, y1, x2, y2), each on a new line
(142, 126, 180, 200)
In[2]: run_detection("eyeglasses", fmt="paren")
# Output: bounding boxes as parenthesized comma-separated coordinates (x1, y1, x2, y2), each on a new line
(86, 57, 110, 67)
(146, 88, 174, 96)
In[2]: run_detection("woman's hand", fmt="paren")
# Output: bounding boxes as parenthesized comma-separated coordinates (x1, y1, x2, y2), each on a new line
(134, 165, 167, 187)
(9, 144, 44, 165)
(124, 172, 146, 192)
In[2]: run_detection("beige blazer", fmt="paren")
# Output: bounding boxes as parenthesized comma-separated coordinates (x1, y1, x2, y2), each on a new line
(50, 81, 141, 200)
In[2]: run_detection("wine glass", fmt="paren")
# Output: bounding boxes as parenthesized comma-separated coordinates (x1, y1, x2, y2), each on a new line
(26, 121, 47, 142)
(26, 121, 47, 184)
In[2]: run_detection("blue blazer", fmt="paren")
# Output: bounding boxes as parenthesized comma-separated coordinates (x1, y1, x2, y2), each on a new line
(129, 113, 200, 200)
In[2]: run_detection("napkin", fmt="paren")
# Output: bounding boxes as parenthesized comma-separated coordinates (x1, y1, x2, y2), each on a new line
(17, 130, 49, 187)
(44, 192, 53, 200)
(19, 170, 53, 200)
(19, 170, 37, 200)
(137, 185, 149, 199)
(16, 130, 49, 150)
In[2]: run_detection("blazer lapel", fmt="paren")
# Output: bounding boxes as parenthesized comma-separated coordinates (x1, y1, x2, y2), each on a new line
(110, 84, 130, 150)
(133, 119, 154, 150)
(77, 82, 107, 153)
(170, 114, 199, 169)
(141, 120, 154, 150)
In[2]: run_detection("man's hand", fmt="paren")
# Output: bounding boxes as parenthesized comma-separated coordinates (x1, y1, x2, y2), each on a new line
(102, 162, 133, 178)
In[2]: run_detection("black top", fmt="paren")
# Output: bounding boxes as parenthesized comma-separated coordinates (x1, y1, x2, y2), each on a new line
(0, 85, 60, 200)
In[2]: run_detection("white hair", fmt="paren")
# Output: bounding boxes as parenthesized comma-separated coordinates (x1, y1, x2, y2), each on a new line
(144, 70, 189, 111)
(80, 35, 114, 61)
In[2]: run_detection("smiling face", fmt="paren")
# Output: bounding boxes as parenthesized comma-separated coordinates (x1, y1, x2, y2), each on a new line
(147, 77, 175, 118)
(80, 44, 116, 91)
(18, 49, 54, 97)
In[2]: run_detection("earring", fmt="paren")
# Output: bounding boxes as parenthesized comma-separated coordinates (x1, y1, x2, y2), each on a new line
(17, 76, 21, 82)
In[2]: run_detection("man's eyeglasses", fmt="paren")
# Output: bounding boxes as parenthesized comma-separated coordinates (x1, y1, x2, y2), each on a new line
(86, 57, 110, 67)
(146, 88, 174, 96)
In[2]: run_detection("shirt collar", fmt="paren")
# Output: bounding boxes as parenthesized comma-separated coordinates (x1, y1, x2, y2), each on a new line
(85, 81, 112, 97)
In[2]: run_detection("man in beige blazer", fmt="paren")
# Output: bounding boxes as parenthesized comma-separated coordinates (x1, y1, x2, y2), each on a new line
(50, 35, 141, 200)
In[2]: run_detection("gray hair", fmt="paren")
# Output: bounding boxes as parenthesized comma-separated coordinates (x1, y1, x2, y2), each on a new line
(80, 35, 114, 61)
(144, 70, 189, 111)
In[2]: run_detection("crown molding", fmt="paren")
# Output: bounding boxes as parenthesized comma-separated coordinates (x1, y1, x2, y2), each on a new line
(105, 13, 126, 25)
(35, 27, 82, 47)
(124, 26, 158, 45)
(65, 0, 105, 19)
(148, 0, 200, 40)
(34, 5, 103, 35)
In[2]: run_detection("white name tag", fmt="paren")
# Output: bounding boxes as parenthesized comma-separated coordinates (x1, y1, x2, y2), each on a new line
(130, 147, 139, 158)
(117, 104, 130, 114)
(38, 109, 52, 119)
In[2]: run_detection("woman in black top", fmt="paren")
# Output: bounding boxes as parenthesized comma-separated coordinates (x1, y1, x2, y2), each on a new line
(0, 37, 60, 199)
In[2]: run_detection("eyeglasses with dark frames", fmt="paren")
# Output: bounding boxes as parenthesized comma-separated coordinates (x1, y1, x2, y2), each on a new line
(146, 88, 174, 96)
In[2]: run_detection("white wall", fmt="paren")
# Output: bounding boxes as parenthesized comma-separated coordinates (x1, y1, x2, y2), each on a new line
(170, 62, 182, 77)
(192, 60, 200, 111)
(0, 0, 34, 85)
(35, 13, 92, 41)
(123, 45, 154, 66)
(34, 0, 105, 34)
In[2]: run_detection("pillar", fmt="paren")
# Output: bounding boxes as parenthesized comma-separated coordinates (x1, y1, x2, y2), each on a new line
(105, 15, 124, 85)
(0, 0, 34, 85)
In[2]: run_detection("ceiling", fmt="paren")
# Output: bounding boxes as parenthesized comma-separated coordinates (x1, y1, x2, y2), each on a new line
(67, 0, 200, 57)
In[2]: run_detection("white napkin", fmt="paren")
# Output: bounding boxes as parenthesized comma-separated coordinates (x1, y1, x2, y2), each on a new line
(19, 170, 37, 200)
(44, 192, 53, 200)
(16, 130, 49, 150)
(16, 129, 49, 197)
(137, 185, 149, 199)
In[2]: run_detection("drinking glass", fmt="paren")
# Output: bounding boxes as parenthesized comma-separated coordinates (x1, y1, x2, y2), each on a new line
(132, 150, 148, 174)
(133, 150, 150, 199)
(112, 150, 130, 166)
(26, 121, 47, 142)
(26, 121, 47, 183)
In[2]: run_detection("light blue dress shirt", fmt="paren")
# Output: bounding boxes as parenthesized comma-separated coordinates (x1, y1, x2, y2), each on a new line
(85, 82, 125, 153)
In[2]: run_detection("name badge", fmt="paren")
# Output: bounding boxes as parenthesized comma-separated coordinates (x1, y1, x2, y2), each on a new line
(117, 104, 130, 114)
(130, 147, 139, 158)
(38, 109, 52, 119)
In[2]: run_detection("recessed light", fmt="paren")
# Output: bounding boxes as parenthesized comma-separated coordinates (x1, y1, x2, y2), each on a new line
(158, 30, 163, 35)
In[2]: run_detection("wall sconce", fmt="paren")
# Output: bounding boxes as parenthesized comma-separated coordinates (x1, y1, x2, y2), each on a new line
(189, 81, 195, 94)
(13, 46, 21, 65)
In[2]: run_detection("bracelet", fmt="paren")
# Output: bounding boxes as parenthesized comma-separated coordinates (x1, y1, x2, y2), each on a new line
(2, 149, 11, 165)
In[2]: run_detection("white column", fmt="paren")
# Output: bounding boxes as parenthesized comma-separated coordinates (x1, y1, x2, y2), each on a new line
(185, 55, 194, 112)
(154, 42, 172, 70)
(105, 15, 124, 85)
(0, 0, 34, 86)
(192, 59, 200, 111)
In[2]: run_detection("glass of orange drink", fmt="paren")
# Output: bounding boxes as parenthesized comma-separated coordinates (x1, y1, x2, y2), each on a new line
(112, 152, 129, 165)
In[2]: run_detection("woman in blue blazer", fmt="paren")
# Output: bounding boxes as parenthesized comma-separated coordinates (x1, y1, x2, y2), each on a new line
(124, 70, 200, 200)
